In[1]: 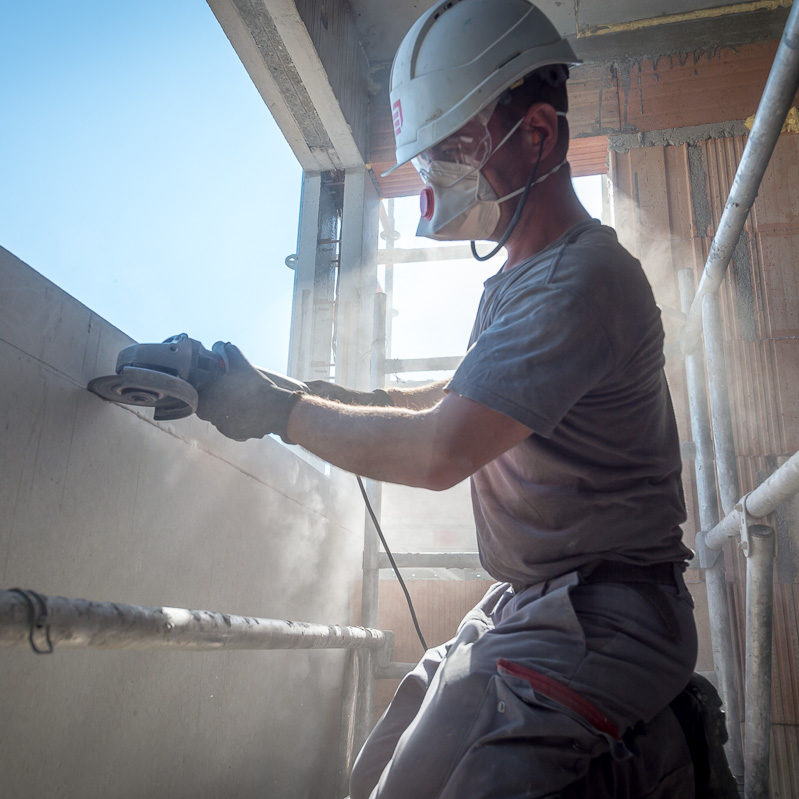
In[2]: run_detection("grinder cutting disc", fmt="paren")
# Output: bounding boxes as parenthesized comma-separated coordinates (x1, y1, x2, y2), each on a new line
(88, 366, 199, 421)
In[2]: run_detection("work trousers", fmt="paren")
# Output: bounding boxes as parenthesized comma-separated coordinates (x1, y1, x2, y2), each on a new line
(350, 567, 698, 799)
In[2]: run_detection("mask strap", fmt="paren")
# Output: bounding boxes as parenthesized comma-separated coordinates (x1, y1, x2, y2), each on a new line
(496, 157, 568, 204)
(489, 110, 565, 165)
(471, 112, 569, 264)
(490, 115, 525, 159)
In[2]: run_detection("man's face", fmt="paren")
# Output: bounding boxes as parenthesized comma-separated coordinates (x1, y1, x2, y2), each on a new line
(411, 102, 499, 187)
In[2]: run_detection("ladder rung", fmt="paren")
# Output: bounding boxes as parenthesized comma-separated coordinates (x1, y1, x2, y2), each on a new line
(384, 356, 462, 374)
(377, 552, 482, 570)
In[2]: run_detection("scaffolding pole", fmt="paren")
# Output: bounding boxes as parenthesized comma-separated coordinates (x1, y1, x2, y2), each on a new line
(744, 525, 776, 799)
(674, 7, 799, 793)
(705, 449, 799, 551)
(0, 589, 388, 652)
(678, 271, 745, 781)
(680, 0, 799, 351)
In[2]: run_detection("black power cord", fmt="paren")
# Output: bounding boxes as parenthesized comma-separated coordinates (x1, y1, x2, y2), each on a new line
(356, 475, 428, 652)
(470, 138, 545, 262)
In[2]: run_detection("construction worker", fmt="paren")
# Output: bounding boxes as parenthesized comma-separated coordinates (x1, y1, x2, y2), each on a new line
(196, 1, 698, 796)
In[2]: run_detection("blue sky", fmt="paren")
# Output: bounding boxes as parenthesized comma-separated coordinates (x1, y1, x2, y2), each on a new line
(0, 1, 302, 371)
(1, 2, 603, 376)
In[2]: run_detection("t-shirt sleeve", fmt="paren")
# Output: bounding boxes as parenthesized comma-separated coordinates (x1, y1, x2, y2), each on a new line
(446, 285, 615, 437)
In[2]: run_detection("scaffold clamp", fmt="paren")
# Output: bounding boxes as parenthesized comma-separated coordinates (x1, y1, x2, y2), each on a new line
(9, 588, 54, 654)
(737, 493, 755, 558)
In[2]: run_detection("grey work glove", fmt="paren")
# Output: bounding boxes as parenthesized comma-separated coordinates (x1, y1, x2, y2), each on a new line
(196, 343, 302, 442)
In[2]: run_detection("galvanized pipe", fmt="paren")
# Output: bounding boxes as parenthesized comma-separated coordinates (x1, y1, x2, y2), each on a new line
(353, 648, 374, 757)
(0, 589, 387, 652)
(681, 0, 799, 351)
(339, 648, 360, 795)
(702, 294, 741, 515)
(678, 272, 722, 539)
(705, 448, 799, 549)
(385, 356, 462, 374)
(678, 271, 745, 780)
(744, 525, 776, 799)
(351, 289, 391, 754)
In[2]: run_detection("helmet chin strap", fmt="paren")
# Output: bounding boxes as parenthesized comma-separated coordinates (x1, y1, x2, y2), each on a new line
(471, 141, 566, 263)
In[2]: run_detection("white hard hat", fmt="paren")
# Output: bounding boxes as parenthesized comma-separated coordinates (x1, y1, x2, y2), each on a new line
(385, 0, 580, 176)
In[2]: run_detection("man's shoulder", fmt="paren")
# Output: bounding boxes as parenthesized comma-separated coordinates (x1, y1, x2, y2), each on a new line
(548, 224, 654, 308)
(554, 224, 639, 281)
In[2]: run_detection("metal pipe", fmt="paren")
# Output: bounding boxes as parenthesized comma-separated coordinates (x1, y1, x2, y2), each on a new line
(384, 199, 396, 352)
(702, 294, 741, 515)
(362, 291, 387, 632)
(377, 552, 482, 570)
(678, 271, 745, 780)
(385, 356, 462, 374)
(0, 589, 387, 652)
(744, 525, 776, 799)
(376, 245, 473, 265)
(681, 0, 799, 350)
(352, 291, 390, 754)
(678, 271, 722, 541)
(353, 648, 374, 758)
(339, 649, 361, 795)
(706, 448, 799, 548)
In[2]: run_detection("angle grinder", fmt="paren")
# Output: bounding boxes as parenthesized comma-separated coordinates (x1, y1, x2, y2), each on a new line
(87, 333, 226, 420)
(88, 333, 309, 421)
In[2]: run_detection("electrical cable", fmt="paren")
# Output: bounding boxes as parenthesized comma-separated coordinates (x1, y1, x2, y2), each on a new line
(470, 138, 545, 262)
(356, 475, 428, 652)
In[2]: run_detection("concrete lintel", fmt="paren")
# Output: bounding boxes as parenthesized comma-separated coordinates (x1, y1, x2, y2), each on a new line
(208, 0, 366, 172)
(609, 120, 750, 151)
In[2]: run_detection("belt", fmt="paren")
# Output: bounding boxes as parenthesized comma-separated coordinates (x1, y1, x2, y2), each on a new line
(580, 560, 683, 641)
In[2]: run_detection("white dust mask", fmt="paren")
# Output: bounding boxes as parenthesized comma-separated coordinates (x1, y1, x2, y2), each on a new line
(415, 165, 522, 241)
(415, 112, 567, 242)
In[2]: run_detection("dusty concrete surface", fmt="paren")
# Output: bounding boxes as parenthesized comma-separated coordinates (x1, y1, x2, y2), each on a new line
(0, 246, 363, 798)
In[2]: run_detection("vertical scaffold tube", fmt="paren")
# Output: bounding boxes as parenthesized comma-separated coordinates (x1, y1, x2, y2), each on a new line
(352, 291, 391, 756)
(744, 525, 776, 799)
(678, 271, 744, 780)
(702, 294, 741, 515)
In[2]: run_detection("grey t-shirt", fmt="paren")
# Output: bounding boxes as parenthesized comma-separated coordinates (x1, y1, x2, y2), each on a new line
(447, 220, 691, 585)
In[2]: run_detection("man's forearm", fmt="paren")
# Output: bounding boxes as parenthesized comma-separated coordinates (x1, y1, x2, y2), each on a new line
(385, 380, 448, 411)
(285, 393, 465, 489)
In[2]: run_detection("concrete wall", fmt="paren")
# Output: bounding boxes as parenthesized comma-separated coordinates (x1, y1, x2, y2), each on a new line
(0, 246, 363, 798)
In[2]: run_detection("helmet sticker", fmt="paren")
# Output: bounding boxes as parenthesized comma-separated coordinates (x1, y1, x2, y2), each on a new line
(392, 99, 404, 136)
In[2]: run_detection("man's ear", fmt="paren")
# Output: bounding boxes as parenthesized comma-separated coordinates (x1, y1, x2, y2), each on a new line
(521, 103, 559, 159)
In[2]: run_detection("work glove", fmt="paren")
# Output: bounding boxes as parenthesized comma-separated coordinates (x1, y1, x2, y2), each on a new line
(196, 342, 302, 442)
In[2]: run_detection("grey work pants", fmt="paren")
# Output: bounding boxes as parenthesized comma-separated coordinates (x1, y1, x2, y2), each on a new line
(350, 568, 698, 799)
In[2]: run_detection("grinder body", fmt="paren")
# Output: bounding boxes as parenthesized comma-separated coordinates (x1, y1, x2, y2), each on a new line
(88, 334, 225, 420)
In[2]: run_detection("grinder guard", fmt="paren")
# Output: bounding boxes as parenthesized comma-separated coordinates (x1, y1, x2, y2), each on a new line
(87, 334, 225, 421)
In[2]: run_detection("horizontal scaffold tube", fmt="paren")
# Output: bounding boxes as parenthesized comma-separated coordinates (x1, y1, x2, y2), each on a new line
(0, 589, 387, 652)
(377, 552, 482, 569)
(705, 449, 799, 550)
